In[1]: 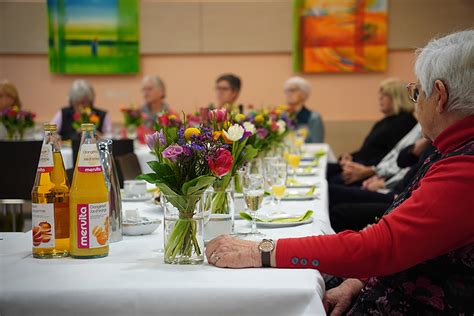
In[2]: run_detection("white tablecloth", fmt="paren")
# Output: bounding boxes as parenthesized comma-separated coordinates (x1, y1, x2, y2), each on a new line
(1, 144, 334, 316)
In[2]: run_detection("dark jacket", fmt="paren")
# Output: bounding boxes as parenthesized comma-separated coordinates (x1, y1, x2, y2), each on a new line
(352, 111, 417, 166)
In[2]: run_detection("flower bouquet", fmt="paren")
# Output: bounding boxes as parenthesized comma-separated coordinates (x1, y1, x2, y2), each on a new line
(209, 108, 259, 213)
(139, 120, 233, 264)
(245, 105, 295, 155)
(0, 106, 36, 140)
(120, 105, 142, 139)
(72, 106, 100, 131)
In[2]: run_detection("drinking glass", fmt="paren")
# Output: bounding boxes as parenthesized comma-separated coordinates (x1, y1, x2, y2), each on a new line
(242, 174, 265, 237)
(287, 149, 301, 179)
(271, 163, 287, 207)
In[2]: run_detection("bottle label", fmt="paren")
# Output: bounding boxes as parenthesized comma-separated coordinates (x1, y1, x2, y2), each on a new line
(77, 143, 102, 173)
(76, 202, 109, 249)
(37, 145, 54, 173)
(32, 203, 55, 248)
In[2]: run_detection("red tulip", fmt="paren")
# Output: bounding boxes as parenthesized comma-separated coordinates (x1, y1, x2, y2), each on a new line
(207, 148, 233, 177)
(158, 114, 169, 126)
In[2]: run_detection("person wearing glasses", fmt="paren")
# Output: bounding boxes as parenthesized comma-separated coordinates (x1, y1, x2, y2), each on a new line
(284, 76, 325, 143)
(206, 30, 474, 315)
(210, 74, 244, 114)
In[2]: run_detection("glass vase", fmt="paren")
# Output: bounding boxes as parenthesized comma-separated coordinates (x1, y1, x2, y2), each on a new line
(126, 125, 138, 140)
(203, 182, 235, 241)
(161, 193, 205, 264)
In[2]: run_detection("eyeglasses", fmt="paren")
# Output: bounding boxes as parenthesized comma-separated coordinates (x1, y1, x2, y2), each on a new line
(284, 87, 299, 94)
(215, 86, 232, 92)
(406, 83, 420, 103)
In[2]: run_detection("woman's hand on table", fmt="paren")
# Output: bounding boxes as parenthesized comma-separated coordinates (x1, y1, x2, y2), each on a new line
(206, 235, 262, 268)
(323, 278, 364, 316)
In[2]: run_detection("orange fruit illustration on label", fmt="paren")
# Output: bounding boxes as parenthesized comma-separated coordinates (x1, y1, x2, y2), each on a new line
(32, 221, 53, 246)
(92, 224, 108, 246)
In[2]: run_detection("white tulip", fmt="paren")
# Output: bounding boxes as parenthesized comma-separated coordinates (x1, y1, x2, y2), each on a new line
(243, 122, 256, 135)
(277, 120, 286, 135)
(223, 124, 245, 141)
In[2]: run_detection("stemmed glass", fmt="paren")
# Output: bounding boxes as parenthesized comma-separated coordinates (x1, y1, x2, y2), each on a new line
(270, 163, 287, 208)
(242, 173, 265, 237)
(287, 148, 301, 180)
(263, 156, 280, 204)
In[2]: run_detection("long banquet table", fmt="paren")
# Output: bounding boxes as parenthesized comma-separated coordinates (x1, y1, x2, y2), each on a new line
(1, 144, 335, 316)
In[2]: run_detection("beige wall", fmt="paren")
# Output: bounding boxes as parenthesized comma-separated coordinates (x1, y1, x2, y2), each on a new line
(1, 50, 416, 123)
(1, 50, 415, 154)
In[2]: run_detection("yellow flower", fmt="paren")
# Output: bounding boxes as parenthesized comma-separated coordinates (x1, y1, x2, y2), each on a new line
(168, 114, 178, 121)
(254, 114, 264, 124)
(184, 127, 200, 140)
(222, 120, 231, 130)
(277, 104, 289, 111)
(275, 109, 282, 116)
(234, 113, 246, 123)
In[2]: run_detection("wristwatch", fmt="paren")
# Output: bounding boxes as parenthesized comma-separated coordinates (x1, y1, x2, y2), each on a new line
(258, 239, 275, 267)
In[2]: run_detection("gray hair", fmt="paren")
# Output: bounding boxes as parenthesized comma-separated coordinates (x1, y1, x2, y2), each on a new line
(143, 75, 166, 94)
(284, 76, 311, 97)
(415, 29, 474, 116)
(69, 79, 95, 106)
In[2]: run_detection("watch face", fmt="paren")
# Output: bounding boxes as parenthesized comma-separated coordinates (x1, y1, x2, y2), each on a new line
(259, 240, 274, 252)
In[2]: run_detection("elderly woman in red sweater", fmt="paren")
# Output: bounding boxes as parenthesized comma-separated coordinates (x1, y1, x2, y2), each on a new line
(206, 30, 474, 315)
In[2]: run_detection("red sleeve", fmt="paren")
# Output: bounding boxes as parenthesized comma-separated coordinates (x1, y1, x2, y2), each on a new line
(276, 156, 474, 278)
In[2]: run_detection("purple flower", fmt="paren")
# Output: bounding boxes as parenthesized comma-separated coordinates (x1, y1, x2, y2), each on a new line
(182, 145, 193, 156)
(242, 131, 252, 139)
(162, 144, 184, 162)
(157, 129, 166, 146)
(145, 131, 159, 151)
(256, 128, 268, 139)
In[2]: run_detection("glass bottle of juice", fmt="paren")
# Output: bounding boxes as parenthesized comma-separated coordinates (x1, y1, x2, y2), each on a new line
(31, 123, 70, 258)
(70, 124, 109, 258)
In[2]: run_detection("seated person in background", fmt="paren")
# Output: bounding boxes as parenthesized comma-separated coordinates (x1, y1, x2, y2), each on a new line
(284, 76, 324, 143)
(328, 78, 417, 184)
(141, 75, 175, 128)
(329, 138, 434, 232)
(51, 79, 111, 140)
(0, 79, 22, 111)
(210, 74, 243, 114)
(0, 80, 23, 139)
(205, 30, 474, 315)
(341, 123, 422, 185)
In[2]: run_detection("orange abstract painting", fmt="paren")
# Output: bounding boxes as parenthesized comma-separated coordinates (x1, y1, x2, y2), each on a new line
(293, 0, 387, 73)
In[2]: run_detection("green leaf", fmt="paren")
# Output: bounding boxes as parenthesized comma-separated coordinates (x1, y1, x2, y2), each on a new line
(147, 160, 162, 174)
(243, 145, 259, 161)
(136, 173, 160, 184)
(181, 175, 215, 196)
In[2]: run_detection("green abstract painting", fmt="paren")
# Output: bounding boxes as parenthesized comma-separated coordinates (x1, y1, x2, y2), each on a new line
(48, 0, 139, 74)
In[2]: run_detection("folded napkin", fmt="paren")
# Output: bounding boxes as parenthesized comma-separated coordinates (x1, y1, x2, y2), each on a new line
(314, 150, 327, 158)
(240, 210, 313, 223)
(285, 186, 316, 198)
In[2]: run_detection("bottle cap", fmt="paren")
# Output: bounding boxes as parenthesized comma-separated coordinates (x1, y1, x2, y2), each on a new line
(81, 123, 95, 132)
(43, 123, 57, 132)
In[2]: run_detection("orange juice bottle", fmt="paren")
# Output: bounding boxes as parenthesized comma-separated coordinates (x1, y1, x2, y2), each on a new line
(70, 124, 109, 258)
(31, 123, 70, 258)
